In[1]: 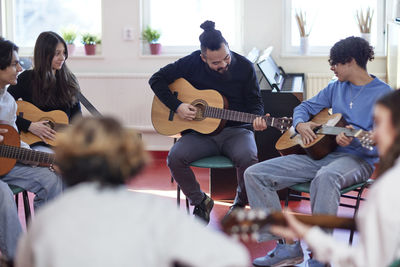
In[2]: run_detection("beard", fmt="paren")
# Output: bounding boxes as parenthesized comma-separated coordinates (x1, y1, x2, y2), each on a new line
(205, 63, 231, 80)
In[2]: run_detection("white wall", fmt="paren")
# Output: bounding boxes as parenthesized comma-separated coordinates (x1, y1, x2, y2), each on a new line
(66, 0, 387, 151)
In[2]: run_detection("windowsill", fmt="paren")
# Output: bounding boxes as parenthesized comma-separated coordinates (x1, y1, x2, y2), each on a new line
(68, 55, 104, 60)
(139, 54, 184, 59)
(280, 53, 386, 59)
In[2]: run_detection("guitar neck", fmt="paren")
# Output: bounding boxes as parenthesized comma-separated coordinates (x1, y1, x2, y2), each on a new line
(204, 106, 287, 129)
(266, 213, 356, 230)
(0, 144, 55, 164)
(317, 126, 362, 137)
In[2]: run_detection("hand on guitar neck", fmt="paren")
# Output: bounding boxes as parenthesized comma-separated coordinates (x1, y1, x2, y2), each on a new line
(296, 122, 354, 147)
(336, 125, 355, 147)
(28, 120, 57, 144)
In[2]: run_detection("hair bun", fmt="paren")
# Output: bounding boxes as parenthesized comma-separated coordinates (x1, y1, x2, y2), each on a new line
(200, 20, 215, 32)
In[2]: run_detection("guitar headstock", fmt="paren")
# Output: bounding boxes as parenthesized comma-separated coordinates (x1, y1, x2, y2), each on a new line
(272, 117, 293, 132)
(355, 130, 374, 150)
(221, 209, 268, 241)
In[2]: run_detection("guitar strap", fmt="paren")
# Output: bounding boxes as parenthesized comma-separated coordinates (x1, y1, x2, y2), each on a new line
(78, 92, 102, 117)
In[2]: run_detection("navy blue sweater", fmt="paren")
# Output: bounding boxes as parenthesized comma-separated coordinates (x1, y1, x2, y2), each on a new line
(149, 50, 264, 128)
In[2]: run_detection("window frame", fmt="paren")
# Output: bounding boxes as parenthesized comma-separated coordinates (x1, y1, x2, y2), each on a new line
(1, 0, 103, 56)
(282, 0, 386, 56)
(140, 0, 244, 56)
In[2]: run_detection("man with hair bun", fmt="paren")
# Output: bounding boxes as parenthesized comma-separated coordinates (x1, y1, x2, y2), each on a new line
(149, 20, 266, 224)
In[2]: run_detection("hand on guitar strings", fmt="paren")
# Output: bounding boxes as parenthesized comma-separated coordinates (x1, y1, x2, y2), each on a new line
(177, 103, 197, 121)
(336, 125, 354, 147)
(253, 114, 269, 131)
(269, 208, 311, 241)
(28, 121, 57, 144)
(0, 128, 7, 142)
(296, 121, 320, 145)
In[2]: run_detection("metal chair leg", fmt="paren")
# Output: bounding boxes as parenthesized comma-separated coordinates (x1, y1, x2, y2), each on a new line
(22, 191, 31, 222)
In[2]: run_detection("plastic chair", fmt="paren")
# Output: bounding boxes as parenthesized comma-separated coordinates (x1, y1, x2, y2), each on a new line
(388, 259, 400, 267)
(284, 178, 374, 244)
(177, 155, 235, 213)
(8, 184, 31, 222)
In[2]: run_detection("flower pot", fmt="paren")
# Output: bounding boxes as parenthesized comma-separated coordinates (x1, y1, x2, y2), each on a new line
(67, 44, 75, 56)
(149, 43, 161, 55)
(84, 44, 96, 55)
(361, 33, 371, 43)
(300, 37, 309, 55)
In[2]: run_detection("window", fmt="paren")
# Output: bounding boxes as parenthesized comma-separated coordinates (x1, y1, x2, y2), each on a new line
(1, 0, 102, 55)
(283, 0, 385, 55)
(141, 0, 243, 55)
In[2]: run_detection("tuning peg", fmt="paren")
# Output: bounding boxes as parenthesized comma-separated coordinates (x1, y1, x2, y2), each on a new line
(241, 224, 250, 233)
(247, 210, 257, 220)
(255, 209, 267, 219)
(236, 210, 246, 222)
(231, 225, 240, 234)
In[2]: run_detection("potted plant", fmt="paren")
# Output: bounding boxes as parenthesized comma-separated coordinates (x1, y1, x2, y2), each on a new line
(61, 28, 77, 56)
(81, 33, 99, 55)
(142, 26, 161, 55)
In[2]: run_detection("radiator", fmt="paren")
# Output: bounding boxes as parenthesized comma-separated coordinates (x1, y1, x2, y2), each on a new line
(306, 73, 387, 99)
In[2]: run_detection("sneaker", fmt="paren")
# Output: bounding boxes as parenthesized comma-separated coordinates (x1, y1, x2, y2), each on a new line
(253, 241, 304, 267)
(307, 259, 329, 267)
(193, 194, 214, 224)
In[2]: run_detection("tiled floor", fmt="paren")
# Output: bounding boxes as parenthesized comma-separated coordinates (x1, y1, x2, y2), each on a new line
(18, 154, 365, 266)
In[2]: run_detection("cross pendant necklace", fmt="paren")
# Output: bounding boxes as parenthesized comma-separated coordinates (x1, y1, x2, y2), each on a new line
(349, 85, 366, 109)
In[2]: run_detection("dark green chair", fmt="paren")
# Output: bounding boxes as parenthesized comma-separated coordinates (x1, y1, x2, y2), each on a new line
(388, 259, 400, 267)
(177, 155, 235, 213)
(284, 178, 374, 244)
(8, 184, 31, 223)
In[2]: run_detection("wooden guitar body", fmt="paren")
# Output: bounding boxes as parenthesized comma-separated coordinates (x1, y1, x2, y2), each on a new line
(151, 78, 292, 136)
(16, 100, 69, 146)
(275, 109, 347, 160)
(0, 124, 55, 175)
(0, 124, 19, 176)
(151, 78, 226, 136)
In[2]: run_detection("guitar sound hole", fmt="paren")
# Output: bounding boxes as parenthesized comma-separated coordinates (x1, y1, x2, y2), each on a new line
(191, 99, 207, 121)
(42, 119, 55, 129)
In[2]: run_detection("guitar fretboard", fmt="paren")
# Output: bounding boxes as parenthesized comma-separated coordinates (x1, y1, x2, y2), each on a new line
(317, 126, 361, 137)
(0, 144, 54, 164)
(204, 106, 291, 130)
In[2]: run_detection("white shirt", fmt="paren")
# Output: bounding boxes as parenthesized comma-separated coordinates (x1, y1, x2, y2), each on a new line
(15, 182, 250, 267)
(0, 88, 29, 148)
(305, 159, 400, 267)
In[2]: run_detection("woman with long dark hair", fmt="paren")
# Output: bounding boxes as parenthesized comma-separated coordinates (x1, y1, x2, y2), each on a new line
(269, 89, 400, 267)
(8, 31, 81, 148)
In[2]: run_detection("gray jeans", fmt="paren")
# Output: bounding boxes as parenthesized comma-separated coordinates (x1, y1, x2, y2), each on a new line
(167, 127, 258, 206)
(0, 163, 63, 259)
(244, 152, 373, 242)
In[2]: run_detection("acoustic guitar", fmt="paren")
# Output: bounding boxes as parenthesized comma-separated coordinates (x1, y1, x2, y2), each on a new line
(275, 109, 374, 160)
(0, 124, 54, 176)
(16, 100, 69, 146)
(151, 78, 293, 136)
(221, 208, 356, 241)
